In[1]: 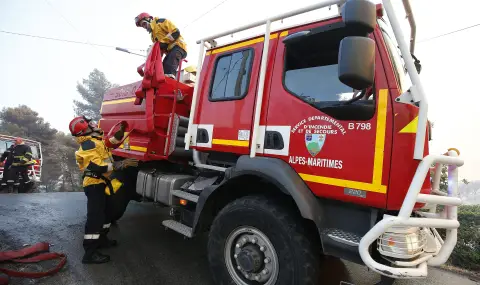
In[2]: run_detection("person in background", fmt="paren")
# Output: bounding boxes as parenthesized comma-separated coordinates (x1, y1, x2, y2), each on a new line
(69, 116, 138, 264)
(10, 138, 34, 189)
(135, 12, 187, 78)
(0, 144, 14, 188)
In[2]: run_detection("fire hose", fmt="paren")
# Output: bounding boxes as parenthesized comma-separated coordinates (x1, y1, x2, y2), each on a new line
(0, 242, 67, 284)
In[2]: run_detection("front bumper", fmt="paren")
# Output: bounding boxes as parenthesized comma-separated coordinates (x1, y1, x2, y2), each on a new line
(359, 149, 463, 278)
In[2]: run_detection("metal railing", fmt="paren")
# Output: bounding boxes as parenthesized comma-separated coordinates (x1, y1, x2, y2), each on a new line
(185, 0, 428, 162)
(359, 150, 464, 278)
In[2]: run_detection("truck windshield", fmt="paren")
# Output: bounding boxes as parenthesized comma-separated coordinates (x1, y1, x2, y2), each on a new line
(283, 26, 357, 106)
(0, 140, 6, 154)
(377, 18, 411, 92)
(29, 145, 40, 159)
(0, 140, 13, 154)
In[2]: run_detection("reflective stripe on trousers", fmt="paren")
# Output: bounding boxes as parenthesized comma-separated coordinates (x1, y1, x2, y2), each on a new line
(84, 234, 100, 240)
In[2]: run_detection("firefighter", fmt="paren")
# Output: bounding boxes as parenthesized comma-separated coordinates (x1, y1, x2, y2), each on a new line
(0, 144, 14, 188)
(135, 12, 187, 78)
(10, 138, 34, 190)
(69, 116, 137, 264)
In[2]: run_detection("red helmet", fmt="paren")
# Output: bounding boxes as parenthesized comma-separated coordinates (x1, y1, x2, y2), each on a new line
(69, 116, 93, 136)
(135, 12, 152, 27)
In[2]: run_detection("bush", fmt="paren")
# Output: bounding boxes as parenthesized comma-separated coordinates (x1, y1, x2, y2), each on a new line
(449, 205, 480, 272)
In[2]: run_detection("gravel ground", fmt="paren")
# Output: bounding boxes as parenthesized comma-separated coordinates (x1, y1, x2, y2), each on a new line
(0, 192, 477, 285)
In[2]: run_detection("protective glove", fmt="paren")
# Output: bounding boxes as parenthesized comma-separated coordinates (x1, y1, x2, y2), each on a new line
(112, 158, 139, 171)
(112, 160, 125, 171)
(113, 122, 127, 141)
(122, 158, 139, 168)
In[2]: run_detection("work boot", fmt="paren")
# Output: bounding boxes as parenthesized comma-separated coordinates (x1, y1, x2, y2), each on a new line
(82, 250, 110, 264)
(99, 236, 118, 249)
(99, 228, 118, 248)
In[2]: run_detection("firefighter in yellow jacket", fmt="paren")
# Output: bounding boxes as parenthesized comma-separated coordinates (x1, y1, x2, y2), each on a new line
(69, 116, 137, 264)
(135, 12, 187, 77)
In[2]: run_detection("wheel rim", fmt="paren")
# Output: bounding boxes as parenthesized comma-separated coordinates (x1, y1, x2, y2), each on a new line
(224, 226, 279, 285)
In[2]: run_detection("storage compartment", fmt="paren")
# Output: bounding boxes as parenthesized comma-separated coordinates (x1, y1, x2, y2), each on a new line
(136, 170, 156, 198)
(136, 170, 195, 206)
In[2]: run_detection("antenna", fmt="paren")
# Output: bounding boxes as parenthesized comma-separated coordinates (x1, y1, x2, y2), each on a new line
(115, 47, 146, 57)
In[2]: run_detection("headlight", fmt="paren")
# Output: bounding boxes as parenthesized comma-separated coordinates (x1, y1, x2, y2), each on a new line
(377, 226, 426, 259)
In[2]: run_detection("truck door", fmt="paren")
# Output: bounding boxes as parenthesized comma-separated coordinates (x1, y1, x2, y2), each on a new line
(192, 35, 278, 156)
(261, 19, 393, 208)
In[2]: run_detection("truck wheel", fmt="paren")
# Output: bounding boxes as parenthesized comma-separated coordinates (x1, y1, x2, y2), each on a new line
(208, 195, 320, 285)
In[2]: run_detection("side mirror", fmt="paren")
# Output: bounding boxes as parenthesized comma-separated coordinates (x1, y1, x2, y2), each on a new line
(338, 36, 375, 90)
(341, 0, 376, 35)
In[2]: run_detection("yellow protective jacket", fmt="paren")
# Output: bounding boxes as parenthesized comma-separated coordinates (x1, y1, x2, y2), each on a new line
(149, 17, 187, 52)
(74, 135, 122, 195)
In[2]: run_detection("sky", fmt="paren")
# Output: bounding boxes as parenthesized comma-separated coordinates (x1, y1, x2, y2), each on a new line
(0, 0, 479, 181)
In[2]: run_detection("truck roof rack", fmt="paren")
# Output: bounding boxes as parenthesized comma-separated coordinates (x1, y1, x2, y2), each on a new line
(185, 0, 427, 161)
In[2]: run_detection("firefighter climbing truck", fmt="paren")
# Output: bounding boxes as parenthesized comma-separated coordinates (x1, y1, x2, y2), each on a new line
(0, 134, 42, 193)
(100, 0, 465, 284)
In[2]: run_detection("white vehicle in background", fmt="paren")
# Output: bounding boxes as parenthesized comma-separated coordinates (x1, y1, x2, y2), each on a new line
(0, 134, 42, 192)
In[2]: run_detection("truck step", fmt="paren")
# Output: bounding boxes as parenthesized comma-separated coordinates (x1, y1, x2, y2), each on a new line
(172, 189, 199, 203)
(171, 148, 193, 158)
(179, 115, 189, 128)
(175, 136, 185, 147)
(162, 220, 193, 238)
(324, 228, 361, 246)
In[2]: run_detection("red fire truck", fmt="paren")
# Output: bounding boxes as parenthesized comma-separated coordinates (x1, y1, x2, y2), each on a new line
(100, 0, 464, 284)
(0, 134, 42, 193)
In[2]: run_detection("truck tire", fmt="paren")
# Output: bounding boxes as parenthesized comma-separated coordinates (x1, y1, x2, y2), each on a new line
(207, 195, 321, 285)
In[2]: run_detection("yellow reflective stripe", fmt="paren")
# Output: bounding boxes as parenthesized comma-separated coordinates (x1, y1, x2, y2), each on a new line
(300, 89, 389, 194)
(102, 98, 136, 106)
(206, 31, 289, 55)
(299, 173, 387, 194)
(212, 139, 249, 147)
(207, 38, 264, 55)
(130, 146, 147, 152)
(372, 89, 388, 185)
(399, 116, 418, 133)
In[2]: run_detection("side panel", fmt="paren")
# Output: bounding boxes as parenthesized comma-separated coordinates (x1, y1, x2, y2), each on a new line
(263, 20, 393, 209)
(374, 25, 432, 210)
(191, 35, 280, 155)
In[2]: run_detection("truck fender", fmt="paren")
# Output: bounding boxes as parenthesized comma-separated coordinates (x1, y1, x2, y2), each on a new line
(192, 156, 323, 233)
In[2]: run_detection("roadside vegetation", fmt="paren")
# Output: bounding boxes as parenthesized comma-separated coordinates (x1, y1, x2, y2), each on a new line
(430, 166, 479, 274)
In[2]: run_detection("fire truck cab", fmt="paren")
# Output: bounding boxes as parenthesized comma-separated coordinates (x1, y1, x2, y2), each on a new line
(100, 0, 464, 284)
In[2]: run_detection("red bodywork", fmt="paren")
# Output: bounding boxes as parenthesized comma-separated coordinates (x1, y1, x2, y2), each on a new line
(100, 4, 431, 211)
(100, 43, 193, 161)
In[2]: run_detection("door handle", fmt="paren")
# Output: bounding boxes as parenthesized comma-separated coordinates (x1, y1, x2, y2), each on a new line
(196, 129, 209, 143)
(264, 131, 284, 150)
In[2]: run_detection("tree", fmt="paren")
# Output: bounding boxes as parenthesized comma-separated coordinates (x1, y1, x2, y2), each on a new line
(0, 105, 57, 145)
(42, 132, 81, 192)
(0, 106, 81, 192)
(73, 69, 116, 122)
